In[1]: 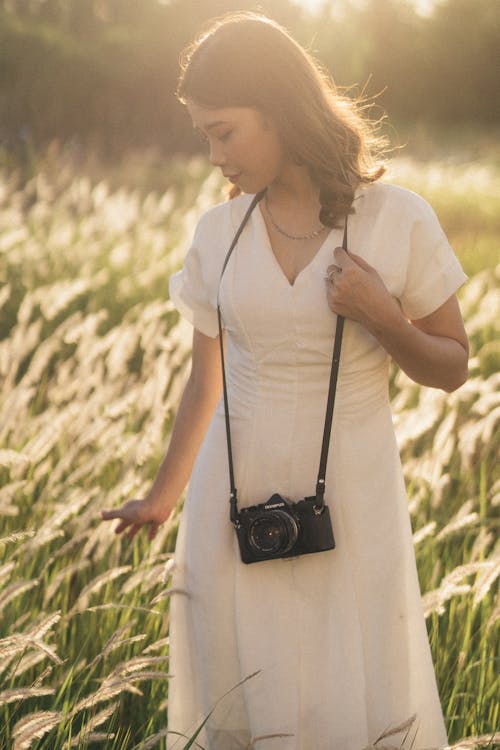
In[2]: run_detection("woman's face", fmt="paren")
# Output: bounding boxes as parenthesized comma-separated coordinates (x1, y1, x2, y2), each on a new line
(186, 101, 289, 193)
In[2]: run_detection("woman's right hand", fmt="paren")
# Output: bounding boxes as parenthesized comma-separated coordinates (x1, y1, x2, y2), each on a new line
(101, 496, 174, 541)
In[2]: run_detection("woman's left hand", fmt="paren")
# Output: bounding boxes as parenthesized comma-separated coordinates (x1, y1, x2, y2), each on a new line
(325, 247, 401, 331)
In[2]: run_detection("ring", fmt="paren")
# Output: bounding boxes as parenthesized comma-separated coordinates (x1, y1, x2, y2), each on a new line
(325, 265, 342, 283)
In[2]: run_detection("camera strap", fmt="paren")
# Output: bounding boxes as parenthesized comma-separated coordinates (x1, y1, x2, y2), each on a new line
(216, 191, 347, 525)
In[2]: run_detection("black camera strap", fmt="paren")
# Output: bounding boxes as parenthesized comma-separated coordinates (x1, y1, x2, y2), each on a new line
(216, 192, 347, 525)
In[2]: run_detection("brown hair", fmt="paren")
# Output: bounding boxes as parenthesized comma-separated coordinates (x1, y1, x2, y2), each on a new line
(177, 12, 386, 227)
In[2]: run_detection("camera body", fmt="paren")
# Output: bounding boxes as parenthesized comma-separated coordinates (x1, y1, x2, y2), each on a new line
(235, 493, 335, 564)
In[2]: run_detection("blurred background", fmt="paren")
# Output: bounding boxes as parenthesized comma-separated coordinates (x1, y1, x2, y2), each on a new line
(1, 0, 499, 172)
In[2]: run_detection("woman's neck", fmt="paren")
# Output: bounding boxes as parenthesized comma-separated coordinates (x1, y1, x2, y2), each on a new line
(266, 163, 319, 209)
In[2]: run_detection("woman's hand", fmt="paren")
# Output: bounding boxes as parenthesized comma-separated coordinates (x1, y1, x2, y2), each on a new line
(101, 496, 172, 541)
(325, 246, 468, 392)
(325, 247, 401, 330)
(101, 329, 223, 543)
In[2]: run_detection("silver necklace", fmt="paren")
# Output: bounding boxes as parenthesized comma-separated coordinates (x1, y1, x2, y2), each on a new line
(264, 193, 327, 241)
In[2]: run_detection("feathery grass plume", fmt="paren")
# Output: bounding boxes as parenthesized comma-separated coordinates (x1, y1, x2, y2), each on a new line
(121, 562, 168, 595)
(42, 560, 91, 606)
(70, 732, 116, 746)
(8, 652, 50, 680)
(68, 701, 120, 746)
(470, 528, 495, 562)
(25, 612, 63, 641)
(0, 531, 35, 545)
(85, 603, 163, 616)
(143, 637, 170, 654)
(71, 675, 143, 715)
(486, 595, 500, 630)
(88, 620, 138, 667)
(413, 522, 437, 546)
(0, 579, 39, 611)
(111, 655, 170, 677)
(0, 687, 55, 706)
(90, 635, 148, 669)
(0, 449, 30, 468)
(372, 714, 417, 746)
(150, 587, 189, 606)
(131, 728, 175, 750)
(69, 565, 132, 614)
(11, 710, 61, 749)
(0, 634, 63, 668)
(473, 548, 500, 606)
(0, 561, 16, 584)
(422, 561, 494, 617)
(436, 500, 479, 541)
(449, 733, 500, 748)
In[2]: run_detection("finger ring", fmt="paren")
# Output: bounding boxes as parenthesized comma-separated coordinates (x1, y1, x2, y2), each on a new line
(325, 265, 341, 283)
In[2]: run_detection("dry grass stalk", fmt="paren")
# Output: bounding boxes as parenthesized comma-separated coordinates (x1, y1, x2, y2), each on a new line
(436, 501, 479, 541)
(143, 637, 170, 654)
(70, 731, 116, 746)
(11, 710, 61, 749)
(374, 714, 417, 743)
(0, 449, 30, 468)
(0, 687, 55, 705)
(473, 551, 500, 606)
(448, 732, 500, 748)
(112, 655, 169, 676)
(0, 631, 63, 673)
(70, 565, 132, 613)
(0, 531, 35, 545)
(413, 522, 437, 546)
(68, 700, 119, 745)
(150, 587, 189, 605)
(0, 579, 39, 611)
(85, 603, 163, 616)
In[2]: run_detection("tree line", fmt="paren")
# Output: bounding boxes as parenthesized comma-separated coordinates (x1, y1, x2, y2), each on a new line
(1, 0, 498, 161)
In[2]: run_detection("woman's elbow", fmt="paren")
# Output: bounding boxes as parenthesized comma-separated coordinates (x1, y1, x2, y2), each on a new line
(442, 347, 469, 392)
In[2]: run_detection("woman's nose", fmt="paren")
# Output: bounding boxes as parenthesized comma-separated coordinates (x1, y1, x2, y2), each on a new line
(209, 142, 225, 167)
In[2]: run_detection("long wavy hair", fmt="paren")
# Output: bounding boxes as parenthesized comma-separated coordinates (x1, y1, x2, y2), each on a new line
(177, 12, 387, 227)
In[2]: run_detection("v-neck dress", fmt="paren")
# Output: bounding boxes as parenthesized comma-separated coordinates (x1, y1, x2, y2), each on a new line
(166, 182, 467, 750)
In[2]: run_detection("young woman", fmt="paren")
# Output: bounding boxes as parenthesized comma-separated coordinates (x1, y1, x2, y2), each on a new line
(102, 12, 468, 750)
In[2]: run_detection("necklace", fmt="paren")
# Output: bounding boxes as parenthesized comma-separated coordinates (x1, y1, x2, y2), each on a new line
(264, 193, 327, 241)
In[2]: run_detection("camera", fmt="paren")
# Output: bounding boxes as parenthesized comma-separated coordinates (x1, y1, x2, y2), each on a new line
(235, 493, 335, 564)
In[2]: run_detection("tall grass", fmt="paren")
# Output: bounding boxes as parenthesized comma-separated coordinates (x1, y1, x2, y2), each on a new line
(0, 149, 498, 749)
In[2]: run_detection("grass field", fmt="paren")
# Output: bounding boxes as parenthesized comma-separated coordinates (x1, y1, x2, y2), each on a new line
(0, 147, 498, 749)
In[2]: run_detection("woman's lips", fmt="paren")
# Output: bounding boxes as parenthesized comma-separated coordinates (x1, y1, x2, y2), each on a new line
(225, 173, 241, 184)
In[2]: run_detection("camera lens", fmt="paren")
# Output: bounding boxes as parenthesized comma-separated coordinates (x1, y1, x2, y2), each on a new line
(248, 510, 299, 556)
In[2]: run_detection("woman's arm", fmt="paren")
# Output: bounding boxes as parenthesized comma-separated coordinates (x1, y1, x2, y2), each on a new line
(326, 248, 469, 392)
(101, 329, 222, 538)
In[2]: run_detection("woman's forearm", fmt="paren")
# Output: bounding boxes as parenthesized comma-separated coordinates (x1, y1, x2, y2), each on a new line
(366, 307, 468, 392)
(147, 371, 222, 516)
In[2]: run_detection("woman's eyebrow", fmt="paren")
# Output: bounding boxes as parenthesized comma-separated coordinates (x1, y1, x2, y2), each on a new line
(195, 120, 230, 133)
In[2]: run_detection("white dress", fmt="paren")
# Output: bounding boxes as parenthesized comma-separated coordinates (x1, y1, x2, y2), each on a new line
(166, 182, 467, 750)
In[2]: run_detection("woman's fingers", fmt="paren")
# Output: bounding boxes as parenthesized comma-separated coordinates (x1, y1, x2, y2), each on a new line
(114, 518, 133, 534)
(101, 499, 166, 540)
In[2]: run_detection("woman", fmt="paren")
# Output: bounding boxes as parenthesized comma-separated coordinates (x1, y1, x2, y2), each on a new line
(102, 12, 468, 750)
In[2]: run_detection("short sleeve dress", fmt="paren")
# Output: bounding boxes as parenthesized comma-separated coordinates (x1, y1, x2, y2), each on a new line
(166, 182, 467, 750)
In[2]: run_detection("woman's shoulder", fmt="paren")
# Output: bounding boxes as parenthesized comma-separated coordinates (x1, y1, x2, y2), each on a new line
(195, 193, 257, 238)
(355, 180, 437, 222)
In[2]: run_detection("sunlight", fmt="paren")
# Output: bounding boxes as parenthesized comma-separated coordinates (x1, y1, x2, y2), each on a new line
(297, 0, 438, 16)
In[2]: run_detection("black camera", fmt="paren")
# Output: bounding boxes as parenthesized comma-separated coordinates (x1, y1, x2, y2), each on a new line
(235, 493, 335, 564)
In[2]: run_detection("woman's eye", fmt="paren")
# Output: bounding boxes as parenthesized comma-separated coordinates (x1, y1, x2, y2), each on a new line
(218, 131, 232, 143)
